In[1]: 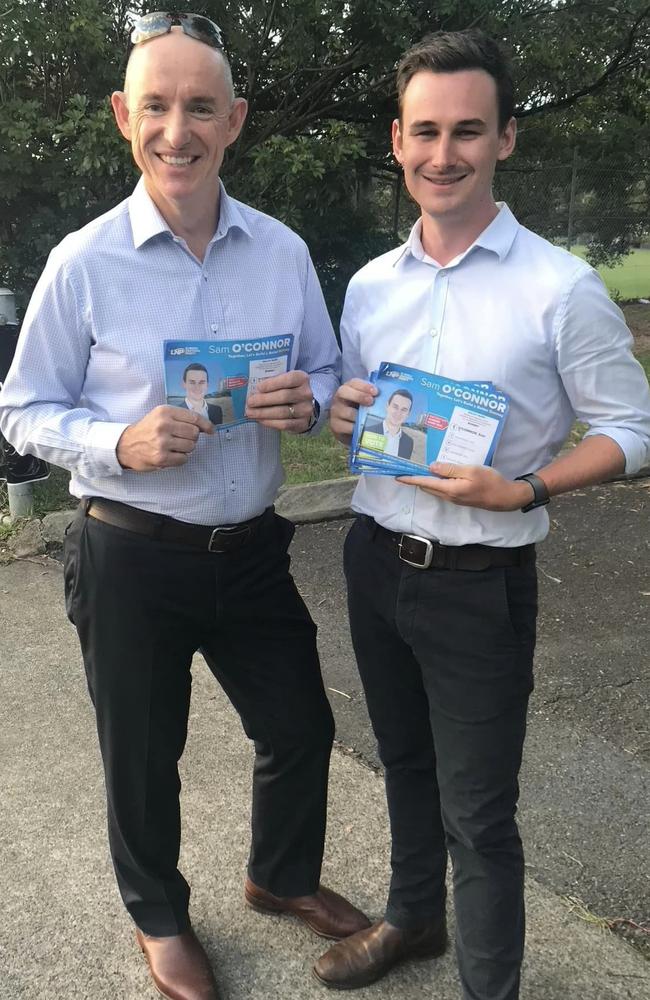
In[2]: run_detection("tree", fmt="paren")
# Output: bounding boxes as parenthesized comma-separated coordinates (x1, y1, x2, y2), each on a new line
(1, 0, 649, 315)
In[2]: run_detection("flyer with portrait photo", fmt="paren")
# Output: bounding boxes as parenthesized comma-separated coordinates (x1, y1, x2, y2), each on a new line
(163, 336, 294, 428)
(350, 362, 510, 477)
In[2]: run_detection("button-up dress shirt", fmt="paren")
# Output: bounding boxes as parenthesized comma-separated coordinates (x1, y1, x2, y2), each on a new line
(0, 180, 341, 525)
(341, 204, 650, 546)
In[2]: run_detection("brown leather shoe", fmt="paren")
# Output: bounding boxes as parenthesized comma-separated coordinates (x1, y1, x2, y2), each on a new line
(244, 877, 371, 940)
(136, 927, 219, 1000)
(312, 918, 448, 989)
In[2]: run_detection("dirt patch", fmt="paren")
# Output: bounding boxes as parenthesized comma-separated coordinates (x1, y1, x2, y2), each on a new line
(622, 303, 650, 355)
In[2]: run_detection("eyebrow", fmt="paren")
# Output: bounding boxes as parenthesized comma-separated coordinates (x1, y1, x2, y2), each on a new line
(409, 118, 487, 129)
(138, 92, 217, 105)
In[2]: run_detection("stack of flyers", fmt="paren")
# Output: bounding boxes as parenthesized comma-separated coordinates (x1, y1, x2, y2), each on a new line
(350, 362, 510, 477)
(163, 336, 293, 428)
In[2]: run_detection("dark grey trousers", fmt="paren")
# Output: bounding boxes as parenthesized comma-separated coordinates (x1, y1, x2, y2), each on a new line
(344, 516, 537, 1000)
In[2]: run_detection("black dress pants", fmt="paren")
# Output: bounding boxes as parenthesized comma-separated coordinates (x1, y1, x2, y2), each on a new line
(63, 505, 334, 936)
(344, 517, 537, 1000)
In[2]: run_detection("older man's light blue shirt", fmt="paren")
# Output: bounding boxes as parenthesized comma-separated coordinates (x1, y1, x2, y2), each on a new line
(342, 204, 650, 546)
(0, 180, 341, 524)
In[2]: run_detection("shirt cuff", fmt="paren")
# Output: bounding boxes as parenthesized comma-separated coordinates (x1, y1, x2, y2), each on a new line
(85, 421, 131, 477)
(584, 426, 650, 475)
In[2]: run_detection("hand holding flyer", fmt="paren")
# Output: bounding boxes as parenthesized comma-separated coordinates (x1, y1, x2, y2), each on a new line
(349, 362, 509, 477)
(164, 337, 293, 428)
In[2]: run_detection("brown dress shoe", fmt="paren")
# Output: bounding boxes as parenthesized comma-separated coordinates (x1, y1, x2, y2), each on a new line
(312, 918, 448, 989)
(136, 927, 219, 1000)
(244, 877, 371, 940)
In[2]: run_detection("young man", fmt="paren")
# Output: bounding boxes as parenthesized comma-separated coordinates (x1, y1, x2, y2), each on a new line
(364, 389, 414, 459)
(314, 29, 650, 1000)
(178, 363, 223, 424)
(0, 14, 369, 1000)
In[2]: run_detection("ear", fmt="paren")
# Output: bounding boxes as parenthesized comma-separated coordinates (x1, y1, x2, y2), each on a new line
(226, 98, 248, 147)
(497, 116, 517, 162)
(111, 91, 131, 141)
(392, 118, 404, 165)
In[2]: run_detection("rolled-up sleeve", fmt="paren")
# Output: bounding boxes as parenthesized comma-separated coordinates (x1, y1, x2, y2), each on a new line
(555, 269, 650, 473)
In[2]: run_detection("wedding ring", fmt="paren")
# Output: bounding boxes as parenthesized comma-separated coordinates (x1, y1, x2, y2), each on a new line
(288, 404, 296, 419)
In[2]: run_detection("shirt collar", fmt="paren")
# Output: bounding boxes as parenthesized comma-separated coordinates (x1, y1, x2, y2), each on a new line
(128, 177, 252, 249)
(393, 202, 519, 268)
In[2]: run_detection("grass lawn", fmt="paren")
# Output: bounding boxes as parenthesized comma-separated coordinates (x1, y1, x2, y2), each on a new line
(570, 246, 650, 300)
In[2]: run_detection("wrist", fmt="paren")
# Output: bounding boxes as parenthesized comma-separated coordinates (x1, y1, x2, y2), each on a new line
(511, 479, 536, 510)
(514, 472, 550, 512)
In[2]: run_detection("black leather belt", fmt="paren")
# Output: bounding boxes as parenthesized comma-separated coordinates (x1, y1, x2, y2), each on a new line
(83, 497, 271, 553)
(362, 516, 535, 571)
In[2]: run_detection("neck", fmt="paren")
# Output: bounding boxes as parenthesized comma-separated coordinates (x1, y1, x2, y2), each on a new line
(420, 200, 499, 266)
(385, 420, 401, 435)
(146, 182, 220, 262)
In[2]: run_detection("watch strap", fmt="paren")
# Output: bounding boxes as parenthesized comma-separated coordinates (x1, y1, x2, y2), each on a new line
(515, 472, 550, 513)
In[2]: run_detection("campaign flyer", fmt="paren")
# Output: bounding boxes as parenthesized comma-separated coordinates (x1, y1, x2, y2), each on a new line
(163, 336, 293, 428)
(350, 362, 510, 477)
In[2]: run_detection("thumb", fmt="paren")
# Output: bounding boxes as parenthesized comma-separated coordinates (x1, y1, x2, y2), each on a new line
(430, 461, 465, 479)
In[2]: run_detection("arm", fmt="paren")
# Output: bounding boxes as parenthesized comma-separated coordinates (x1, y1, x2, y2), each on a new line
(398, 270, 650, 510)
(245, 246, 341, 434)
(0, 249, 212, 476)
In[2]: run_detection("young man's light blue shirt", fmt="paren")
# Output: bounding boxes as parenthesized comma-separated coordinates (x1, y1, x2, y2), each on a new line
(341, 204, 650, 546)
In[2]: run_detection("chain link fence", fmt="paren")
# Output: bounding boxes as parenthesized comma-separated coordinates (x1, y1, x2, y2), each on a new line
(374, 157, 650, 298)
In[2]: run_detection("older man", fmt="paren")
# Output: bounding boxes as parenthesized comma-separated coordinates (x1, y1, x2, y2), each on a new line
(0, 13, 368, 999)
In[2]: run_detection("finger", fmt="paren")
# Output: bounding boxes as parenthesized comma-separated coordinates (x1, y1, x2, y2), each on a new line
(247, 386, 312, 409)
(254, 417, 310, 433)
(429, 461, 469, 479)
(331, 402, 362, 425)
(253, 370, 309, 393)
(167, 436, 199, 455)
(168, 422, 201, 442)
(166, 407, 213, 435)
(246, 402, 310, 421)
(336, 382, 378, 407)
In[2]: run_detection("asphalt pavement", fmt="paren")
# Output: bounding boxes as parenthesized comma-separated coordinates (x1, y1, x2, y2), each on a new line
(1, 475, 649, 999)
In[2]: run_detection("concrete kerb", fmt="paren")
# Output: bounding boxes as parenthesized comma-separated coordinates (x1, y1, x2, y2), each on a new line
(5, 467, 650, 557)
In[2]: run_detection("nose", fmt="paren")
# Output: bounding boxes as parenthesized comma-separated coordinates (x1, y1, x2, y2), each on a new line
(431, 133, 456, 171)
(164, 108, 191, 149)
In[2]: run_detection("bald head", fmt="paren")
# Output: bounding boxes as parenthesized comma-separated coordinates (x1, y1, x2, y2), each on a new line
(123, 26, 234, 106)
(110, 24, 247, 226)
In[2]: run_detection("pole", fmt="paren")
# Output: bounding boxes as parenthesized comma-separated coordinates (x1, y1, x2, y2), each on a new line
(567, 147, 579, 252)
(7, 481, 34, 519)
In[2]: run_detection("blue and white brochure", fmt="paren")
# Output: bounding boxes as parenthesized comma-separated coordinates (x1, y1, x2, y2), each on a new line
(350, 362, 510, 477)
(164, 336, 294, 428)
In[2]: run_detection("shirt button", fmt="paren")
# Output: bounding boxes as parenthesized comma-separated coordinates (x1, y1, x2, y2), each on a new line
(210, 323, 218, 332)
(430, 327, 438, 338)
(225, 430, 231, 439)
(229, 480, 236, 492)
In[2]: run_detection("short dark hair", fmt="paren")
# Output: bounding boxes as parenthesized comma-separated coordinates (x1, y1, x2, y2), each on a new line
(396, 29, 515, 130)
(388, 389, 413, 408)
(182, 363, 209, 381)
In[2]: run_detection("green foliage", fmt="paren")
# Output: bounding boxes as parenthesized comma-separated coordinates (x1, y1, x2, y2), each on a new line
(1, 0, 650, 313)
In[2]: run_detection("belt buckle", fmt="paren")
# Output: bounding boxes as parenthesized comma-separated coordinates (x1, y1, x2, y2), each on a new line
(208, 525, 250, 553)
(398, 533, 434, 569)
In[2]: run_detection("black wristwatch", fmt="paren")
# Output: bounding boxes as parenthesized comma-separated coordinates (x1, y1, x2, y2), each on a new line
(514, 472, 550, 513)
(303, 397, 320, 433)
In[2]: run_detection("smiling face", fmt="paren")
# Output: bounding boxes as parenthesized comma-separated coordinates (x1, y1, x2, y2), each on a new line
(386, 392, 412, 429)
(183, 367, 209, 403)
(392, 69, 516, 237)
(111, 29, 247, 223)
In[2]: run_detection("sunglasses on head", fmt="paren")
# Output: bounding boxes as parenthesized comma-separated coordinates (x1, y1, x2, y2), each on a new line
(129, 12, 224, 50)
